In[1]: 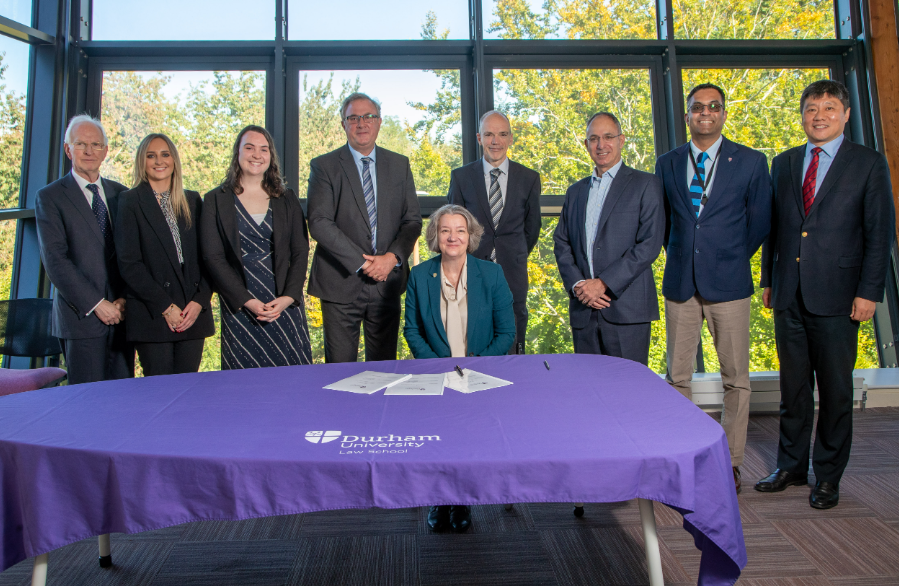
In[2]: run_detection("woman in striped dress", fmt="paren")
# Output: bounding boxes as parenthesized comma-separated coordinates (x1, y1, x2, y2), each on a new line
(201, 125, 312, 369)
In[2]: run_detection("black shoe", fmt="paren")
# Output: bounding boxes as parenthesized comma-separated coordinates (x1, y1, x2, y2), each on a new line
(754, 468, 809, 492)
(450, 505, 471, 533)
(809, 481, 839, 509)
(427, 505, 450, 531)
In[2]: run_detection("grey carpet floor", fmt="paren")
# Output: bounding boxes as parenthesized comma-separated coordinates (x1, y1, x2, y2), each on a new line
(3, 408, 899, 585)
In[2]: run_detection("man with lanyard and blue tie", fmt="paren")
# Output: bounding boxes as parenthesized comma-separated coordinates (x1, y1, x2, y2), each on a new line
(35, 114, 134, 384)
(655, 84, 772, 494)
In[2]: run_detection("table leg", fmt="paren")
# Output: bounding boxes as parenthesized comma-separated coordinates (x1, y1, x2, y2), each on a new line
(98, 533, 112, 567)
(30, 553, 48, 586)
(637, 498, 664, 586)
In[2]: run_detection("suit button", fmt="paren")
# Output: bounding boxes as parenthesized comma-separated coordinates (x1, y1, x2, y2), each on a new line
(695, 249, 700, 253)
(802, 232, 808, 237)
(164, 282, 170, 287)
(796, 257, 800, 262)
(695, 224, 700, 229)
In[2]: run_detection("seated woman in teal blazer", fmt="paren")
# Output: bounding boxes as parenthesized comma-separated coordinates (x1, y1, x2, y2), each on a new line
(403, 204, 516, 534)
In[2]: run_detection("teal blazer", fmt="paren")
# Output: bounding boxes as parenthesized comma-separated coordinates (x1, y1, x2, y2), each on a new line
(404, 254, 516, 358)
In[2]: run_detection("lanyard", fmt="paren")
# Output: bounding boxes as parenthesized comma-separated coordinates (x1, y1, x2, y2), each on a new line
(688, 147, 721, 206)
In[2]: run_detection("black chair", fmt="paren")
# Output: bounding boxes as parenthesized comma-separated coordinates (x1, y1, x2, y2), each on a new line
(0, 298, 66, 395)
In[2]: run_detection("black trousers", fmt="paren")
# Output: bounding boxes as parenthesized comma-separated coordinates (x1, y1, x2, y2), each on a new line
(135, 339, 206, 377)
(63, 325, 134, 385)
(509, 298, 527, 355)
(321, 281, 401, 363)
(774, 289, 859, 484)
(571, 309, 651, 366)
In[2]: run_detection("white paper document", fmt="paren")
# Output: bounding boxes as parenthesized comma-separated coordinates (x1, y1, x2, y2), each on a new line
(443, 369, 513, 394)
(324, 371, 411, 394)
(383, 374, 447, 395)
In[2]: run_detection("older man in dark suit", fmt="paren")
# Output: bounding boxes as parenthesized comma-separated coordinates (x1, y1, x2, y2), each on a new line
(553, 111, 665, 365)
(307, 92, 422, 363)
(755, 80, 895, 509)
(656, 83, 772, 494)
(448, 110, 541, 353)
(34, 114, 133, 385)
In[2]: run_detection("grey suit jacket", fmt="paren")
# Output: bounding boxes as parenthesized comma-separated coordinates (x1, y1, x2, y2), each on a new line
(35, 172, 128, 339)
(307, 144, 422, 304)
(447, 158, 541, 303)
(553, 164, 665, 327)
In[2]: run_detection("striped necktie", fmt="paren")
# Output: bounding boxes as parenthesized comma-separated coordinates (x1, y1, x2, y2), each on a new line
(802, 147, 823, 216)
(689, 151, 708, 218)
(488, 168, 503, 262)
(361, 157, 377, 253)
(86, 183, 114, 250)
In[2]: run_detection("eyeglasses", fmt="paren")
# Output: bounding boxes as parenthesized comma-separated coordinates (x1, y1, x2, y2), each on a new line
(586, 134, 622, 145)
(688, 102, 724, 114)
(71, 141, 106, 151)
(345, 114, 381, 125)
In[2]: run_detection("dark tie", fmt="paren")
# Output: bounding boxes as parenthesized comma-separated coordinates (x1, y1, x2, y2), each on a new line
(689, 151, 708, 218)
(361, 157, 377, 253)
(802, 147, 823, 216)
(86, 183, 113, 250)
(488, 168, 503, 262)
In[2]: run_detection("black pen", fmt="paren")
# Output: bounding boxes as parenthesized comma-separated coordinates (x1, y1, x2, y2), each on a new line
(543, 360, 550, 370)
(455, 365, 464, 377)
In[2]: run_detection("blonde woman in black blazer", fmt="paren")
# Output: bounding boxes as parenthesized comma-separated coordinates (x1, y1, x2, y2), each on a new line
(200, 125, 312, 369)
(115, 133, 214, 376)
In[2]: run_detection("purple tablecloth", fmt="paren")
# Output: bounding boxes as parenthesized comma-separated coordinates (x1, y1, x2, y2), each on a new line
(0, 354, 746, 584)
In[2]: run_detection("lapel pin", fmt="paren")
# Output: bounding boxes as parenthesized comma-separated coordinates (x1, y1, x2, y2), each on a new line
(728, 157, 732, 162)
(433, 273, 437, 278)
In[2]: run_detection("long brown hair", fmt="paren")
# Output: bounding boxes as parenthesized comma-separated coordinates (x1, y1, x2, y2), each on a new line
(223, 125, 286, 198)
(132, 133, 191, 227)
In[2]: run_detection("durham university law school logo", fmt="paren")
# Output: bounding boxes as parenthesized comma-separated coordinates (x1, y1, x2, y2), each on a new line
(305, 431, 341, 444)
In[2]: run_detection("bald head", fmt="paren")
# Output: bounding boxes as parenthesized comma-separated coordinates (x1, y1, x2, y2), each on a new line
(477, 111, 513, 166)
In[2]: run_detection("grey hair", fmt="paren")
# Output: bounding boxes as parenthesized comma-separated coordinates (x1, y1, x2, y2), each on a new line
(478, 110, 511, 133)
(426, 204, 484, 254)
(340, 92, 382, 120)
(585, 111, 622, 134)
(64, 114, 108, 146)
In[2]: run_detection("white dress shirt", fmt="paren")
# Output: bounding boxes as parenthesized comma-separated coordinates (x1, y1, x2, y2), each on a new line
(482, 157, 510, 207)
(71, 170, 110, 316)
(687, 135, 723, 217)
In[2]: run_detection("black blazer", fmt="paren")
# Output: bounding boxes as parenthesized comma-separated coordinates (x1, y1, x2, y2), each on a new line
(114, 183, 215, 343)
(447, 158, 541, 302)
(553, 164, 665, 326)
(34, 172, 128, 340)
(761, 138, 895, 316)
(307, 144, 422, 304)
(201, 186, 309, 311)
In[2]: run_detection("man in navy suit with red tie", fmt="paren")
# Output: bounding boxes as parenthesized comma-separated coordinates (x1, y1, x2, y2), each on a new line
(656, 84, 772, 494)
(755, 80, 895, 509)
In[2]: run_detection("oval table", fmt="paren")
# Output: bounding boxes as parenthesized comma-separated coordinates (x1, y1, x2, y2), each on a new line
(0, 354, 746, 585)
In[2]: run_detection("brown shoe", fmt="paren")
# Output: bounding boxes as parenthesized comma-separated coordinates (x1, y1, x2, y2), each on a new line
(733, 467, 742, 494)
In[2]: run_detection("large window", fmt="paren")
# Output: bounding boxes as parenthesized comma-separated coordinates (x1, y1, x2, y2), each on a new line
(0, 0, 32, 28)
(287, 0, 469, 40)
(91, 0, 274, 40)
(483, 0, 656, 39)
(673, 0, 835, 39)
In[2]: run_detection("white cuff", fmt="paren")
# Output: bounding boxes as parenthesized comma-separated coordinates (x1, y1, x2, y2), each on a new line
(87, 299, 104, 316)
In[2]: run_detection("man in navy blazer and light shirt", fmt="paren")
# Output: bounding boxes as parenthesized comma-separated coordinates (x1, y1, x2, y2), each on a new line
(447, 110, 541, 353)
(656, 84, 772, 493)
(553, 111, 664, 364)
(34, 115, 134, 384)
(307, 92, 422, 363)
(755, 80, 895, 509)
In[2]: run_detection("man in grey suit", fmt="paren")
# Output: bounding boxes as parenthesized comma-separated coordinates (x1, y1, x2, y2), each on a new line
(35, 114, 134, 384)
(307, 92, 423, 363)
(553, 112, 665, 364)
(448, 111, 541, 354)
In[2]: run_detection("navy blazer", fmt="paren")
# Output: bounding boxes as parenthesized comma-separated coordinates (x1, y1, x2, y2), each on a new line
(403, 255, 516, 358)
(761, 139, 895, 316)
(553, 164, 665, 327)
(656, 137, 772, 302)
(447, 159, 541, 302)
(35, 172, 128, 340)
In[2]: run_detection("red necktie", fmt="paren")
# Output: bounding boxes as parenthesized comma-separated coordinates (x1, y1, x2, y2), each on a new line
(802, 147, 823, 215)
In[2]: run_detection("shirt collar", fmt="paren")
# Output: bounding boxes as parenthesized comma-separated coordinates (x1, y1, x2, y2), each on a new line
(806, 134, 844, 159)
(72, 170, 102, 191)
(483, 157, 510, 177)
(689, 134, 724, 162)
(348, 143, 377, 165)
(592, 158, 624, 182)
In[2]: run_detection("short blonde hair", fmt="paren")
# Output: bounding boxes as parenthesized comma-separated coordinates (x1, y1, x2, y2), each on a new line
(426, 204, 484, 254)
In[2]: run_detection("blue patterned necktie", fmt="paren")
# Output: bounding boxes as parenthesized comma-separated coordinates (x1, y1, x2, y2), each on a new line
(689, 151, 708, 218)
(361, 157, 377, 253)
(86, 183, 113, 249)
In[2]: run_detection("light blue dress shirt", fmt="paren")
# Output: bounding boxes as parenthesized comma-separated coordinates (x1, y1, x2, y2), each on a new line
(584, 158, 624, 279)
(802, 134, 844, 197)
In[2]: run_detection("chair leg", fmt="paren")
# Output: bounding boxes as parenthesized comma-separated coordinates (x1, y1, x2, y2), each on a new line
(573, 502, 585, 517)
(504, 504, 514, 511)
(98, 533, 112, 568)
(31, 553, 48, 586)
